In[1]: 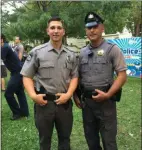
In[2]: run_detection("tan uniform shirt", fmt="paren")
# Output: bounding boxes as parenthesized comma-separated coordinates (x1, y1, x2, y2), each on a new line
(21, 41, 78, 94)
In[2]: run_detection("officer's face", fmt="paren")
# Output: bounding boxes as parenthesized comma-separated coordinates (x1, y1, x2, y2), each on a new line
(47, 21, 65, 42)
(86, 24, 104, 42)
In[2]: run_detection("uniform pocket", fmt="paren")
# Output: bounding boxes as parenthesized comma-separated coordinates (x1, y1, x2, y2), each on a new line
(80, 58, 89, 72)
(102, 100, 116, 117)
(39, 61, 54, 78)
(93, 57, 107, 74)
(66, 62, 72, 70)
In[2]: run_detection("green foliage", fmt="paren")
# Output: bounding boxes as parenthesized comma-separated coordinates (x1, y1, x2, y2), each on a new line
(1, 1, 141, 43)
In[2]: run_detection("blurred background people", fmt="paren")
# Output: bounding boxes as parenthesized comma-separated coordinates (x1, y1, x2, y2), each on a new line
(1, 33, 29, 120)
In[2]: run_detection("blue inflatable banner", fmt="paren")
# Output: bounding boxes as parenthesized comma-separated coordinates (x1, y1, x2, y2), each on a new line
(108, 37, 142, 78)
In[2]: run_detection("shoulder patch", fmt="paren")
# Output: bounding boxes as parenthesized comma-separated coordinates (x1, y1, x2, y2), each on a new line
(26, 54, 32, 61)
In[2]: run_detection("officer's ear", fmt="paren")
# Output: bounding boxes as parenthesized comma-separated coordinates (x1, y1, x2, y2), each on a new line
(63, 29, 65, 36)
(100, 24, 105, 33)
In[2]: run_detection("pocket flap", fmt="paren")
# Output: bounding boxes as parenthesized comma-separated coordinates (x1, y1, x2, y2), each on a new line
(93, 57, 106, 64)
(81, 59, 88, 64)
(40, 61, 54, 68)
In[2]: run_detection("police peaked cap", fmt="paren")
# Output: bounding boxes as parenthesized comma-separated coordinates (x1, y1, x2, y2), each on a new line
(85, 12, 104, 28)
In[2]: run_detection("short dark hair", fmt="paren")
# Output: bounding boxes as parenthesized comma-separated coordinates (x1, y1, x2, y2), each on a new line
(1, 34, 6, 42)
(47, 16, 64, 28)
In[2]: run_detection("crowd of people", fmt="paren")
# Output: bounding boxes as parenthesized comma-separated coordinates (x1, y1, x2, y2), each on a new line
(1, 12, 127, 150)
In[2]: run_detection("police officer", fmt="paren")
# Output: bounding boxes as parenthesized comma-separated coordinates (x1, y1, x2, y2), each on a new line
(1, 34, 29, 120)
(74, 12, 127, 150)
(21, 16, 78, 150)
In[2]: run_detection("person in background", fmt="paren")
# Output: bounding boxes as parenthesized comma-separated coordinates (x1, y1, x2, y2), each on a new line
(1, 34, 29, 120)
(13, 36, 25, 64)
(74, 12, 127, 150)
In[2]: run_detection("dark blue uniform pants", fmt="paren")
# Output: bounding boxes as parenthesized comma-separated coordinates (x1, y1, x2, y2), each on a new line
(4, 73, 29, 117)
(82, 98, 117, 150)
(34, 101, 73, 150)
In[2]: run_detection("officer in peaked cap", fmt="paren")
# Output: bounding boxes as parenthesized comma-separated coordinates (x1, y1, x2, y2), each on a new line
(74, 11, 127, 150)
(84, 12, 104, 28)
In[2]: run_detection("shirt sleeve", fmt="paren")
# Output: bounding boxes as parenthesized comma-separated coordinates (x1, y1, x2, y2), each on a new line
(20, 49, 38, 78)
(18, 44, 24, 53)
(110, 45, 127, 72)
(70, 53, 79, 79)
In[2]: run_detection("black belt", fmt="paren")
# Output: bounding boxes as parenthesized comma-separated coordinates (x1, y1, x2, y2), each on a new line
(43, 94, 59, 101)
(83, 85, 110, 99)
(35, 88, 70, 109)
(43, 93, 70, 109)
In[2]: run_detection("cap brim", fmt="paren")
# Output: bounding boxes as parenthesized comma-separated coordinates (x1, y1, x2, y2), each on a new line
(85, 21, 99, 28)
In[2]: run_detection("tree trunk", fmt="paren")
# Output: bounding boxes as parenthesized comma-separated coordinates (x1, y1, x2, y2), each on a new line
(134, 20, 141, 36)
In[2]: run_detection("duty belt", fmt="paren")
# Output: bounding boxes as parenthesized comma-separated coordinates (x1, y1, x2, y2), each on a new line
(43, 93, 60, 101)
(83, 85, 110, 99)
(35, 90, 59, 101)
(35, 86, 71, 109)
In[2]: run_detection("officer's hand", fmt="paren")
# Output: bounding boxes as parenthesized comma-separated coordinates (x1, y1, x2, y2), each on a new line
(73, 94, 82, 109)
(92, 89, 109, 102)
(55, 93, 71, 105)
(32, 94, 48, 106)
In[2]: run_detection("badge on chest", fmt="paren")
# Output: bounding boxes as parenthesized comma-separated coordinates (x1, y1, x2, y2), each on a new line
(97, 49, 104, 56)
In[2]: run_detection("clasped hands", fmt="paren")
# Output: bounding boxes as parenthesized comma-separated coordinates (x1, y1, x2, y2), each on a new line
(32, 93, 71, 106)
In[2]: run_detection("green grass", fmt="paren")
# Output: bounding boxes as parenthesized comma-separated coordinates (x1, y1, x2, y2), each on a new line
(1, 77, 141, 150)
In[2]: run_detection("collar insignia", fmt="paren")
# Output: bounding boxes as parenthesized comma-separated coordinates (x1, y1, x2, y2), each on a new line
(27, 54, 32, 61)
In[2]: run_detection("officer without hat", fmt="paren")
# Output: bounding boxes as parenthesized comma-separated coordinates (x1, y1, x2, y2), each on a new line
(21, 16, 78, 150)
(74, 12, 127, 150)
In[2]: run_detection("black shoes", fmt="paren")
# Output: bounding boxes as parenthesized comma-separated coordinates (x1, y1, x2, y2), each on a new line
(10, 114, 22, 120)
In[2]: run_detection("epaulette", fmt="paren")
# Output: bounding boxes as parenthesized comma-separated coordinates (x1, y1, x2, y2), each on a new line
(81, 45, 88, 51)
(107, 41, 116, 46)
(32, 42, 49, 52)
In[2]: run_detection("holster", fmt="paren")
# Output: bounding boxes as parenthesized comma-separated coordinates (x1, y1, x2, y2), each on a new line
(112, 88, 122, 102)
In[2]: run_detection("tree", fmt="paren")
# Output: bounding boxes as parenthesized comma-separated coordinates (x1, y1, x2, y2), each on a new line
(126, 1, 142, 36)
(1, 1, 141, 44)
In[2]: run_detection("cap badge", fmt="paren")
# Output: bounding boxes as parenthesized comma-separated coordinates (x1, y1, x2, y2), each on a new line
(97, 49, 104, 56)
(88, 14, 94, 19)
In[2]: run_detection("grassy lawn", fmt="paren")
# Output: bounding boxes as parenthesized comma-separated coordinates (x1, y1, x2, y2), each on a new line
(1, 77, 141, 150)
